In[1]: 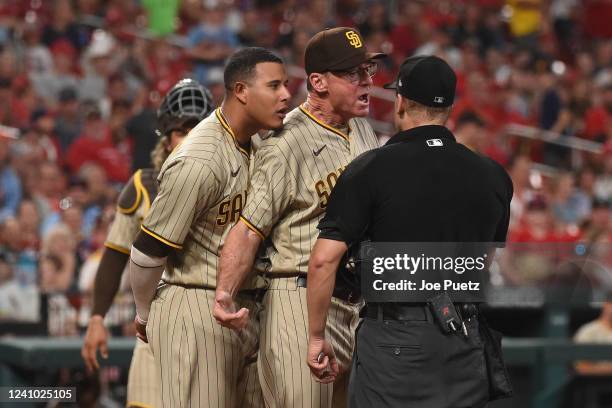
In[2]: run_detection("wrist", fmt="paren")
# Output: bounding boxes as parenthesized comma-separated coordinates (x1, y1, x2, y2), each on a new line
(135, 313, 148, 325)
(216, 286, 236, 299)
(90, 314, 105, 323)
(309, 331, 325, 340)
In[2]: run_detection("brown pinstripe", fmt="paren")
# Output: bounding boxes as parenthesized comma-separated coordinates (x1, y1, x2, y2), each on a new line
(240, 106, 378, 407)
(104, 170, 160, 407)
(142, 109, 264, 407)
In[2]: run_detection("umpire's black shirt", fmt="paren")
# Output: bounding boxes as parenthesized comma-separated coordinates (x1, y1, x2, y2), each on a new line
(318, 125, 513, 244)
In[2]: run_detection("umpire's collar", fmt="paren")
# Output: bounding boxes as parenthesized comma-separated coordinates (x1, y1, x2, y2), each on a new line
(385, 125, 456, 146)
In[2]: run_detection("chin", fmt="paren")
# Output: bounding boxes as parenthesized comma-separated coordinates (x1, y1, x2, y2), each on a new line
(352, 106, 370, 118)
(266, 119, 283, 130)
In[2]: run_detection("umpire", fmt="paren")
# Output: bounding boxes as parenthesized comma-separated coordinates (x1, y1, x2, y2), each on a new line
(306, 55, 513, 407)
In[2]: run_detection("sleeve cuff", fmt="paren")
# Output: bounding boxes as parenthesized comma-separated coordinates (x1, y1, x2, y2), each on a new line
(104, 242, 131, 255)
(140, 226, 183, 249)
(239, 216, 266, 240)
(317, 227, 349, 243)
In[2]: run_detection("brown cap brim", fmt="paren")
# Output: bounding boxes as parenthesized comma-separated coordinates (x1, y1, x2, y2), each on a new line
(383, 80, 397, 90)
(326, 52, 387, 72)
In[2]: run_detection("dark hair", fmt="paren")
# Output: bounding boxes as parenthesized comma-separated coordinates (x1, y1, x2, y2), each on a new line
(224, 47, 283, 91)
(455, 110, 484, 128)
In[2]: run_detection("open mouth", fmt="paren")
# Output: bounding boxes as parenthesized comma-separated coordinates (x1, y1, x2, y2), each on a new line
(276, 107, 289, 118)
(358, 94, 369, 104)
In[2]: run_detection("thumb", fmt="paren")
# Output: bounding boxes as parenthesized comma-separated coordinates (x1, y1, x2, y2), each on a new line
(235, 308, 249, 319)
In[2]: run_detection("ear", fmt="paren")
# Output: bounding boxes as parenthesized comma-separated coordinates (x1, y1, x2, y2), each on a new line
(234, 81, 248, 105)
(162, 137, 171, 153)
(394, 94, 405, 118)
(309, 73, 328, 93)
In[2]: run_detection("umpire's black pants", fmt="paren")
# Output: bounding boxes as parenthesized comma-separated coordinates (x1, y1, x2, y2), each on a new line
(348, 305, 489, 408)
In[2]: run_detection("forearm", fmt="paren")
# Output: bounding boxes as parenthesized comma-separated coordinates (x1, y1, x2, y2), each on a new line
(129, 246, 166, 321)
(307, 239, 344, 339)
(217, 221, 261, 297)
(91, 248, 129, 317)
(575, 361, 612, 375)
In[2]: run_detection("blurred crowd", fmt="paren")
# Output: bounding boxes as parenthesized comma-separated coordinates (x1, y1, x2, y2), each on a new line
(0, 0, 610, 331)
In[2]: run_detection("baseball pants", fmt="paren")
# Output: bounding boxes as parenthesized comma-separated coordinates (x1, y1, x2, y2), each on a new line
(127, 338, 161, 407)
(258, 276, 361, 408)
(146, 284, 263, 408)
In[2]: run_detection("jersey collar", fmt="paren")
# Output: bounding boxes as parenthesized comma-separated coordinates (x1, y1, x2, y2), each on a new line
(215, 108, 251, 158)
(385, 125, 456, 146)
(299, 104, 350, 141)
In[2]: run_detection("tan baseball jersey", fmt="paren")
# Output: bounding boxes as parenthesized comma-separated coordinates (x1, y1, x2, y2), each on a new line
(102, 168, 161, 408)
(142, 108, 264, 408)
(239, 105, 378, 408)
(142, 108, 255, 289)
(105, 168, 157, 255)
(240, 105, 379, 275)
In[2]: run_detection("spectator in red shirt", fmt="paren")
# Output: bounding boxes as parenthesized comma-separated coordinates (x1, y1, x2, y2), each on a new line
(584, 84, 612, 142)
(510, 195, 560, 242)
(65, 106, 131, 183)
(389, 2, 420, 62)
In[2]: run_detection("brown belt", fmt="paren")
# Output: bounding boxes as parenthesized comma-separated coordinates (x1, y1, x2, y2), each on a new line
(163, 281, 265, 301)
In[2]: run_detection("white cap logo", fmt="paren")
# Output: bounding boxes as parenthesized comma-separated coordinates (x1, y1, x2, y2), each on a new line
(426, 139, 443, 147)
(433, 96, 445, 104)
(398, 79, 402, 87)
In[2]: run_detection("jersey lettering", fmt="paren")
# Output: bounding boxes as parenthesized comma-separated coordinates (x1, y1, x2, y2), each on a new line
(216, 191, 247, 226)
(315, 166, 346, 209)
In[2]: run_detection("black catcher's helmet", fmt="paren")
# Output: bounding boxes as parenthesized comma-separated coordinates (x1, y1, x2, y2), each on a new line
(156, 78, 214, 137)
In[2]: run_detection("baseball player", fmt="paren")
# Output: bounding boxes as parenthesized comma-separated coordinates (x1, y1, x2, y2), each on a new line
(128, 47, 290, 408)
(213, 28, 383, 407)
(81, 78, 213, 408)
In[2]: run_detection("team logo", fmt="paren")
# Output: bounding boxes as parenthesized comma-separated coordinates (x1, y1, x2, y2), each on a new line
(434, 96, 445, 104)
(426, 139, 443, 147)
(345, 31, 362, 48)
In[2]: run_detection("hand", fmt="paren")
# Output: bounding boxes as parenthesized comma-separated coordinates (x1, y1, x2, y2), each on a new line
(307, 336, 339, 383)
(134, 314, 148, 343)
(81, 315, 109, 373)
(213, 290, 250, 331)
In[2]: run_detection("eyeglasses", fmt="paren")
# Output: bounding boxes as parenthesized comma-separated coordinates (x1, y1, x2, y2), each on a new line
(331, 62, 378, 84)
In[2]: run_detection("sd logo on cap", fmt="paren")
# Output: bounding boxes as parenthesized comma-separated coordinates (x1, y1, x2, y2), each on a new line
(345, 31, 362, 48)
(304, 27, 385, 75)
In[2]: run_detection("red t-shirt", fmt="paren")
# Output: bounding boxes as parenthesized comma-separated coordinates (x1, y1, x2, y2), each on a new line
(583, 106, 608, 140)
(66, 131, 131, 182)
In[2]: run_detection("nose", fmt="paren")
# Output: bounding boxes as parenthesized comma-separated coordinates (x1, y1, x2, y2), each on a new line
(280, 84, 291, 102)
(360, 72, 373, 86)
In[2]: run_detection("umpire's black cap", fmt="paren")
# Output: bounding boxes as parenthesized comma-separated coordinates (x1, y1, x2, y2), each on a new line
(384, 55, 456, 107)
(304, 27, 386, 75)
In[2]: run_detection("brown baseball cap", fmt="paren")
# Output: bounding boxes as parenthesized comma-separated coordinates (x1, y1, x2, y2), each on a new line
(304, 27, 386, 75)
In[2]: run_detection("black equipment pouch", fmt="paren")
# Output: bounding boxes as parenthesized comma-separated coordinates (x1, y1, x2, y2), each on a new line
(477, 311, 514, 400)
(335, 239, 371, 300)
(428, 292, 463, 334)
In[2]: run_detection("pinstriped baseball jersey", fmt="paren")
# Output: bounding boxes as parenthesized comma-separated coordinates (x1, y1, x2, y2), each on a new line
(105, 169, 155, 254)
(240, 105, 379, 275)
(99, 168, 162, 407)
(141, 108, 257, 289)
